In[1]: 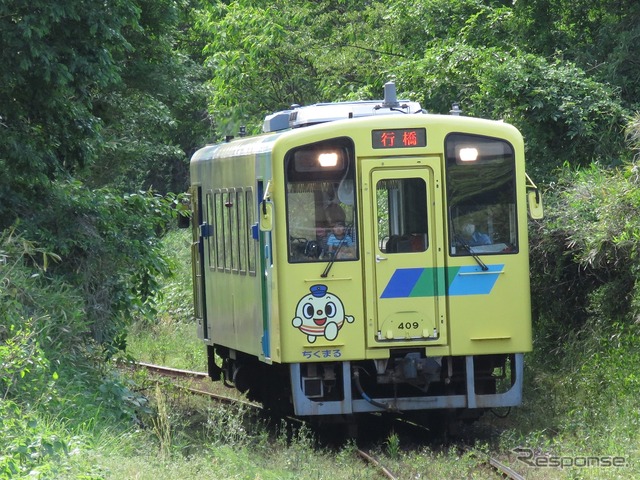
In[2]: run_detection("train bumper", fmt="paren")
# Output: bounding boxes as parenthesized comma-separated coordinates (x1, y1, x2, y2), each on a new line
(290, 353, 524, 416)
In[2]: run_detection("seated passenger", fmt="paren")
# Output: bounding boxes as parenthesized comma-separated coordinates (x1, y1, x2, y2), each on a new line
(326, 221, 355, 258)
(461, 223, 491, 246)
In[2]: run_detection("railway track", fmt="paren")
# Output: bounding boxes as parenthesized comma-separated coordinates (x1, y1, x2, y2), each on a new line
(130, 362, 401, 478)
(486, 454, 526, 480)
(135, 361, 208, 380)
(129, 361, 259, 407)
(129, 361, 525, 480)
(462, 446, 526, 480)
(387, 415, 527, 479)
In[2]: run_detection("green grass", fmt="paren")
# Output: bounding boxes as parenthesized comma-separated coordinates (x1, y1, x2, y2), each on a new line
(489, 337, 640, 480)
(126, 317, 206, 371)
(125, 228, 206, 371)
(53, 388, 391, 480)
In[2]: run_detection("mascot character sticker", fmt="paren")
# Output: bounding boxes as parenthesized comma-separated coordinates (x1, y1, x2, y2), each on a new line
(292, 284, 354, 343)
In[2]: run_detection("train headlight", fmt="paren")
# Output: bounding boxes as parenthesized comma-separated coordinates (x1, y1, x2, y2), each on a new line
(318, 152, 339, 167)
(458, 147, 479, 162)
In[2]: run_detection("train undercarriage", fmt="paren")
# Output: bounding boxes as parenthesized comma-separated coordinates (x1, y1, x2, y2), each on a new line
(208, 345, 522, 421)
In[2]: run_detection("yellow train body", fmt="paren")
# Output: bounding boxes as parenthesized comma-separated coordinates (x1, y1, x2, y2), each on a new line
(189, 86, 540, 417)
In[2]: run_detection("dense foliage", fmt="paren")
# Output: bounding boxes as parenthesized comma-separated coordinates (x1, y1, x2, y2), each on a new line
(1, 0, 207, 344)
(1, 2, 204, 474)
(0, 0, 639, 475)
(530, 115, 640, 340)
(195, 0, 634, 179)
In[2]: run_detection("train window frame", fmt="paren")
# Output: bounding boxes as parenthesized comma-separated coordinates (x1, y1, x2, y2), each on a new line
(229, 188, 239, 274)
(206, 191, 216, 269)
(445, 133, 518, 256)
(211, 187, 254, 276)
(222, 188, 233, 273)
(192, 186, 204, 320)
(214, 190, 225, 271)
(237, 189, 247, 275)
(220, 190, 232, 272)
(246, 188, 257, 276)
(376, 178, 429, 254)
(284, 137, 358, 264)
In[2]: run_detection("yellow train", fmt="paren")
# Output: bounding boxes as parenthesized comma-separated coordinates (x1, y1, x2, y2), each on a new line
(187, 82, 543, 419)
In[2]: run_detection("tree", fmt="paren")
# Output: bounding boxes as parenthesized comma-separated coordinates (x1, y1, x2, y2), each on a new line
(83, 0, 213, 194)
(393, 44, 629, 179)
(514, 0, 640, 107)
(197, 0, 630, 178)
(0, 0, 140, 227)
(0, 0, 204, 350)
(196, 0, 402, 136)
(14, 181, 180, 352)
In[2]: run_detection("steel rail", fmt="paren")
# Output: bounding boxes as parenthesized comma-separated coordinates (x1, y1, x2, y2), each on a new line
(356, 449, 398, 480)
(129, 361, 262, 409)
(463, 446, 526, 480)
(486, 454, 526, 480)
(134, 361, 208, 379)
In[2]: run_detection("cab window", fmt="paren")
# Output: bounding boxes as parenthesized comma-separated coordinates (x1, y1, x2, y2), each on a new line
(285, 138, 358, 263)
(445, 133, 518, 255)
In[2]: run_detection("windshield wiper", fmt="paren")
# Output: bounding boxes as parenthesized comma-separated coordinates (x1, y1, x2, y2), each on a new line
(320, 237, 346, 278)
(455, 235, 489, 271)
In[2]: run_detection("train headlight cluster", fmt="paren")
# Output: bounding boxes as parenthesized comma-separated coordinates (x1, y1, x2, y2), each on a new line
(458, 147, 479, 162)
(318, 152, 339, 167)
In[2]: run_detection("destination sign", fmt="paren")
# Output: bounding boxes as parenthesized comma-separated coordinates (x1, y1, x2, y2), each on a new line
(372, 128, 427, 149)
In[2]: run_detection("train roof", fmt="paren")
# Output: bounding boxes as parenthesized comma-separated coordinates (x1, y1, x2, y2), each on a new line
(191, 82, 522, 164)
(262, 81, 423, 133)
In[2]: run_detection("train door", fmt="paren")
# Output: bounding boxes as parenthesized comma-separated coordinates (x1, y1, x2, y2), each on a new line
(192, 186, 209, 341)
(257, 180, 272, 360)
(362, 158, 446, 345)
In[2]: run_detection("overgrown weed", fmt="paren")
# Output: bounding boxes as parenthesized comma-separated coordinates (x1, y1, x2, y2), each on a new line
(126, 229, 205, 370)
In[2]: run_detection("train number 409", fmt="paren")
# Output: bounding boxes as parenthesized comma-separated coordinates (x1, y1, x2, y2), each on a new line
(397, 322, 420, 330)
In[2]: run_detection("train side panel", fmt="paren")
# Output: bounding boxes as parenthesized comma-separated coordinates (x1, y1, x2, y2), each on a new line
(190, 139, 276, 362)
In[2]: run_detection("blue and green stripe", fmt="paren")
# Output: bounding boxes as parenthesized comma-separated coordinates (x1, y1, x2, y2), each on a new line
(380, 265, 504, 298)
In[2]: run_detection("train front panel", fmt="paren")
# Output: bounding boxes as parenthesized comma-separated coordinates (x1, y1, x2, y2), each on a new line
(266, 114, 533, 415)
(189, 95, 538, 417)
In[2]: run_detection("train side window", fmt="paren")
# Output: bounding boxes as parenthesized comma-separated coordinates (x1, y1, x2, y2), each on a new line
(246, 188, 256, 275)
(237, 189, 247, 274)
(192, 187, 204, 321)
(376, 178, 428, 254)
(284, 137, 358, 263)
(206, 192, 216, 268)
(222, 190, 232, 272)
(214, 191, 225, 270)
(229, 189, 239, 273)
(445, 133, 518, 255)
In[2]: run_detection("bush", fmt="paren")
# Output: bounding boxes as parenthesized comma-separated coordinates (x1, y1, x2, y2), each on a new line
(15, 181, 185, 354)
(530, 160, 640, 353)
(0, 213, 157, 478)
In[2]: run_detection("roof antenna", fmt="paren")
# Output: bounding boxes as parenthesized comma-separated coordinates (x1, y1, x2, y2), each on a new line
(382, 81, 400, 109)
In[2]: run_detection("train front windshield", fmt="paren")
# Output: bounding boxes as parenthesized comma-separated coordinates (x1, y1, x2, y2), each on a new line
(445, 133, 518, 255)
(285, 137, 358, 263)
